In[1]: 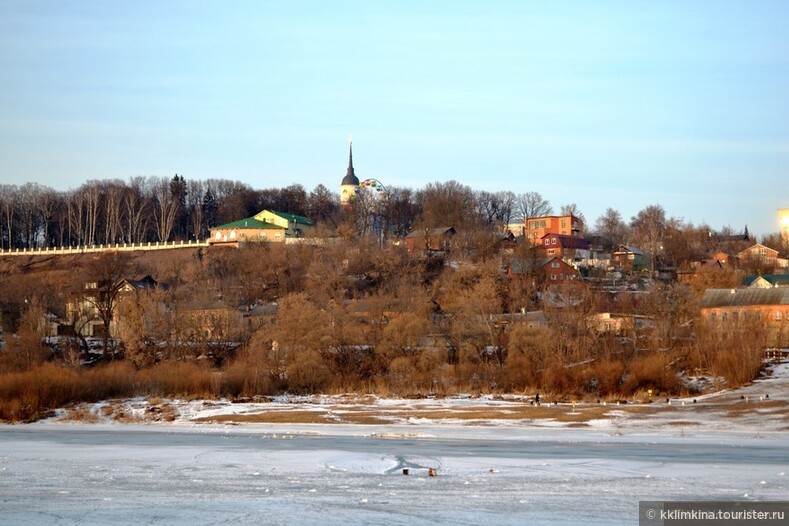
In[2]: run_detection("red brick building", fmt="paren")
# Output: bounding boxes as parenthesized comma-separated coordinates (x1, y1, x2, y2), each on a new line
(523, 214, 584, 245)
(538, 234, 589, 260)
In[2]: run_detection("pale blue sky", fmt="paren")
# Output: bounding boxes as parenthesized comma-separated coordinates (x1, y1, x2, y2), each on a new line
(1, 1, 787, 235)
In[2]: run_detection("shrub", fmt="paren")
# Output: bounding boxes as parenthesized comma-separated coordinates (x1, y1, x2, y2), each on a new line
(621, 353, 679, 396)
(140, 361, 218, 399)
(220, 359, 276, 397)
(286, 351, 331, 394)
(582, 359, 625, 397)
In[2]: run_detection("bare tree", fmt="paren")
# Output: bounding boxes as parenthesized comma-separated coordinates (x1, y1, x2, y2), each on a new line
(52, 192, 69, 246)
(382, 186, 418, 238)
(417, 180, 478, 229)
(630, 204, 668, 271)
(123, 177, 149, 243)
(307, 184, 339, 225)
(0, 184, 18, 249)
(82, 181, 102, 245)
(496, 191, 516, 228)
(33, 187, 60, 247)
(593, 207, 629, 243)
(103, 180, 125, 245)
(278, 184, 308, 215)
(67, 190, 86, 246)
(84, 252, 132, 359)
(560, 203, 585, 226)
(16, 183, 43, 247)
(476, 191, 501, 226)
(152, 176, 179, 242)
(185, 179, 205, 240)
(516, 192, 553, 222)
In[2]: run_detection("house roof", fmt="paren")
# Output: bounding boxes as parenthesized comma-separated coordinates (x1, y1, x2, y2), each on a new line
(742, 275, 789, 287)
(213, 217, 284, 230)
(738, 243, 779, 257)
(541, 233, 589, 249)
(585, 235, 614, 250)
(120, 275, 159, 290)
(509, 257, 572, 274)
(269, 211, 315, 226)
(613, 245, 645, 256)
(700, 288, 789, 308)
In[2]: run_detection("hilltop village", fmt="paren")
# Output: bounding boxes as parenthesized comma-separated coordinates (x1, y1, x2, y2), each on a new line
(0, 144, 788, 421)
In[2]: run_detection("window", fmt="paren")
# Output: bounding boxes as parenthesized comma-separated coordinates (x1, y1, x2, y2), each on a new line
(214, 231, 221, 239)
(561, 219, 566, 228)
(551, 261, 560, 268)
(230, 230, 236, 239)
(544, 239, 550, 245)
(547, 249, 554, 255)
(551, 238, 557, 245)
(776, 311, 783, 321)
(559, 274, 564, 280)
(550, 274, 557, 280)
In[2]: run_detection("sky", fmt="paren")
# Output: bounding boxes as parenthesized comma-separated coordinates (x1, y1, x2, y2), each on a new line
(0, 1, 787, 236)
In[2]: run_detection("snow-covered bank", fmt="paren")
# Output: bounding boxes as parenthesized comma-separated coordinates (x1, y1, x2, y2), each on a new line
(35, 361, 789, 440)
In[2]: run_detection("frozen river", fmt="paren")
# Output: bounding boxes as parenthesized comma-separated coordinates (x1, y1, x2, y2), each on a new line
(1, 424, 786, 525)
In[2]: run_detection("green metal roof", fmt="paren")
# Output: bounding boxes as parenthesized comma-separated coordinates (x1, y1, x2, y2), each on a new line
(270, 211, 314, 226)
(742, 274, 789, 287)
(213, 217, 284, 230)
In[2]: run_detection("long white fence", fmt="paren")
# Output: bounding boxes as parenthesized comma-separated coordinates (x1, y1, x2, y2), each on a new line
(0, 239, 210, 257)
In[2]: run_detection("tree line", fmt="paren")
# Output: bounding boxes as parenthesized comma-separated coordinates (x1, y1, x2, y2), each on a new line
(0, 174, 588, 249)
(2, 176, 786, 273)
(0, 177, 339, 249)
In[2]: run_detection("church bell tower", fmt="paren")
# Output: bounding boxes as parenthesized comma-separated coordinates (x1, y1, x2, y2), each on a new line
(340, 138, 360, 205)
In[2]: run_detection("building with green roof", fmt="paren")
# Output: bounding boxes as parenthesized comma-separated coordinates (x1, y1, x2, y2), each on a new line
(742, 274, 789, 289)
(209, 210, 314, 245)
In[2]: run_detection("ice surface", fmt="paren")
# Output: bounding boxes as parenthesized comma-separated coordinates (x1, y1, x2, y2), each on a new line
(1, 361, 787, 525)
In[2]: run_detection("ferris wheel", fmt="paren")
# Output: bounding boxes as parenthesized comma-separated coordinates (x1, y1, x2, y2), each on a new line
(355, 178, 388, 243)
(355, 178, 387, 198)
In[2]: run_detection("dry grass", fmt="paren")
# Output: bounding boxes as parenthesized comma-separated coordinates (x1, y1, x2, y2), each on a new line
(0, 360, 222, 422)
(60, 404, 100, 423)
(724, 400, 788, 417)
(195, 410, 332, 424)
(192, 402, 632, 425)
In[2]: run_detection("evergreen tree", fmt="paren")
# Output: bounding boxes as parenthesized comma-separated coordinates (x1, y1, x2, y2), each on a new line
(169, 174, 188, 238)
(201, 187, 219, 231)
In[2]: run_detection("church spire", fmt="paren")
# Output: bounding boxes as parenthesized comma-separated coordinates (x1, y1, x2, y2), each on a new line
(346, 137, 355, 180)
(340, 136, 360, 204)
